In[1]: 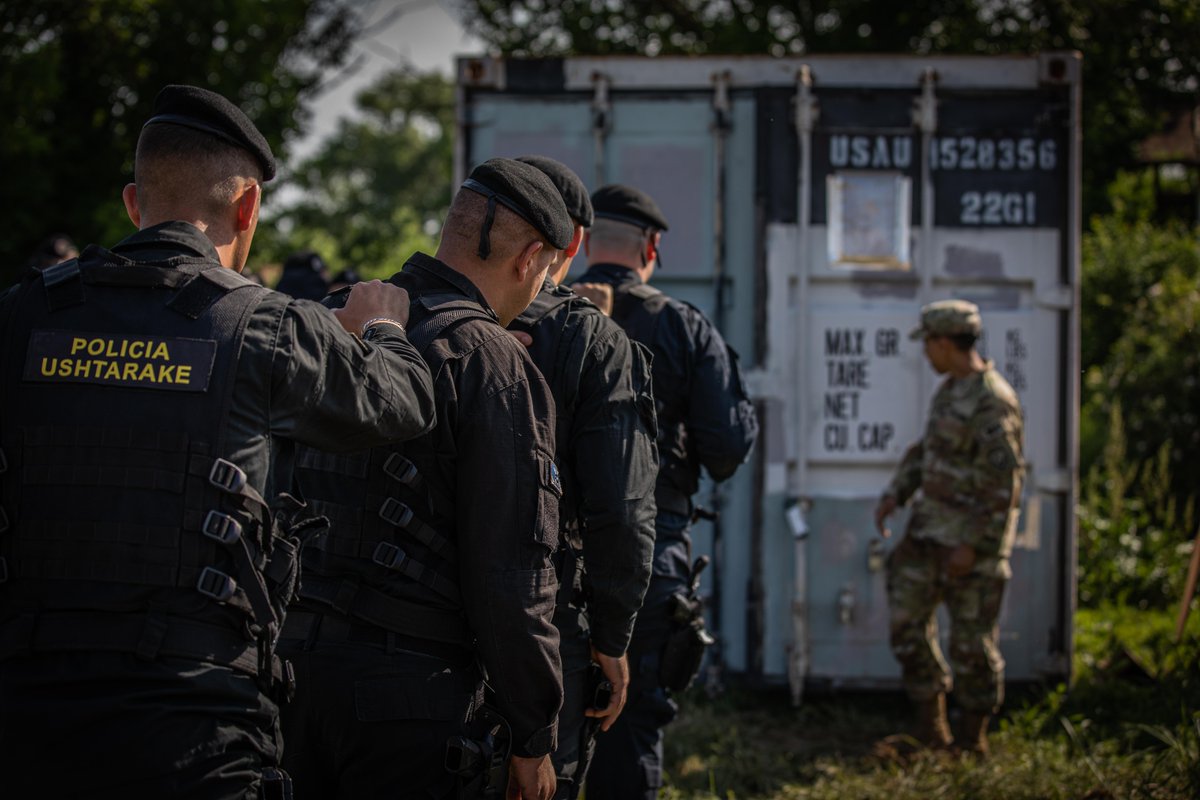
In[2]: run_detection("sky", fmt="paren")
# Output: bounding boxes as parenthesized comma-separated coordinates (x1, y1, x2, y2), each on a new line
(298, 1, 484, 158)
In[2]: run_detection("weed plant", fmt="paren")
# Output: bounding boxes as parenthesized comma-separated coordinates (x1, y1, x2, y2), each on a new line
(658, 607, 1200, 800)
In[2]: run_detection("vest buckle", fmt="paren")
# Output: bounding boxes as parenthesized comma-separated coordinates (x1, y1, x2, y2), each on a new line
(382, 453, 419, 486)
(282, 658, 296, 703)
(209, 458, 248, 494)
(197, 566, 237, 602)
(378, 497, 414, 529)
(202, 510, 243, 544)
(372, 541, 407, 571)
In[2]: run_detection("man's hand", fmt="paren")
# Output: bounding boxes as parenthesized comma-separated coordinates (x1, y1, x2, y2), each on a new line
(331, 279, 411, 335)
(945, 543, 976, 578)
(874, 494, 897, 538)
(507, 754, 555, 800)
(570, 282, 613, 316)
(584, 648, 630, 732)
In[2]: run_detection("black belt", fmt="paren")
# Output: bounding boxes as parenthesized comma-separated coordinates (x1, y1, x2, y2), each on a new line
(297, 574, 473, 647)
(0, 611, 284, 685)
(281, 610, 474, 663)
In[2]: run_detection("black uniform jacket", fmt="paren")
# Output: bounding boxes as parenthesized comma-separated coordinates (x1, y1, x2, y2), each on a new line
(385, 253, 563, 758)
(1, 221, 437, 499)
(510, 279, 657, 657)
(574, 263, 758, 514)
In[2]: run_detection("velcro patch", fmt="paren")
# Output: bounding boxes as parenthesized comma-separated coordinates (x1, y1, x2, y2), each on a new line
(545, 457, 563, 497)
(23, 330, 216, 392)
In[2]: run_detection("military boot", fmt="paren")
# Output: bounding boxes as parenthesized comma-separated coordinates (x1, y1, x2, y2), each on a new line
(958, 712, 991, 757)
(915, 692, 955, 749)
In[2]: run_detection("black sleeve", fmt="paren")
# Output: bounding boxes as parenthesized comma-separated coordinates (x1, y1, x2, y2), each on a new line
(268, 298, 437, 452)
(454, 333, 562, 758)
(571, 325, 657, 656)
(682, 308, 759, 482)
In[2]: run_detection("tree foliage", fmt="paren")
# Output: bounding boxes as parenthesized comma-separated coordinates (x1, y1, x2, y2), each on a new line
(253, 67, 455, 280)
(455, 0, 1200, 219)
(1076, 193, 1199, 607)
(0, 0, 362, 281)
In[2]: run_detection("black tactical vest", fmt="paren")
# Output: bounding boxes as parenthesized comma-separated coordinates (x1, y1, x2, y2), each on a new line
(0, 249, 298, 688)
(512, 284, 584, 526)
(513, 284, 658, 613)
(294, 292, 492, 648)
(611, 281, 694, 515)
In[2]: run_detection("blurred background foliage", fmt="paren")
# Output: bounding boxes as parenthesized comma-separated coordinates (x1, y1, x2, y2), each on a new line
(0, 0, 361, 279)
(2, 0, 1198, 609)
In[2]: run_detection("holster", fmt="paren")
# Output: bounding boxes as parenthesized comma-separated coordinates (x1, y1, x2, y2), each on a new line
(658, 592, 716, 693)
(445, 704, 511, 799)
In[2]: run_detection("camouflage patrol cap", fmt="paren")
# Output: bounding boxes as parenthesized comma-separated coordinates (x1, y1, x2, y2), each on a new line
(909, 299, 982, 340)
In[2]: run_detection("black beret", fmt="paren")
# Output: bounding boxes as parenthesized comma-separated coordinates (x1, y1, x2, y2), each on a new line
(464, 158, 574, 256)
(591, 184, 669, 231)
(516, 155, 594, 228)
(144, 84, 277, 181)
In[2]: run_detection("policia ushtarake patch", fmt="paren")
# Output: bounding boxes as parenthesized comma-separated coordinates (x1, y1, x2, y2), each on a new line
(23, 330, 216, 392)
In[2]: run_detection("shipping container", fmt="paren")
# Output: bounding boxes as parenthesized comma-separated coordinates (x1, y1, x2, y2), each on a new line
(457, 53, 1081, 699)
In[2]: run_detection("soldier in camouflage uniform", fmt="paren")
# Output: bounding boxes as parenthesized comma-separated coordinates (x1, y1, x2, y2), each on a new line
(874, 300, 1024, 757)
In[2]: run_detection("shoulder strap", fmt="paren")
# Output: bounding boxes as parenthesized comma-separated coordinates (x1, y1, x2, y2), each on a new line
(625, 282, 662, 301)
(40, 258, 84, 312)
(407, 294, 494, 355)
(168, 267, 262, 320)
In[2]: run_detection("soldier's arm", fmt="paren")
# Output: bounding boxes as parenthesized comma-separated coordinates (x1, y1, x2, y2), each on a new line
(682, 310, 759, 482)
(963, 399, 1024, 556)
(455, 335, 562, 760)
(886, 440, 925, 506)
(266, 297, 436, 451)
(572, 327, 657, 657)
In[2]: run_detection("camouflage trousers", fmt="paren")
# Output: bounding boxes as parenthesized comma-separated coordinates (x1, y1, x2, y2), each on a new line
(886, 534, 1008, 713)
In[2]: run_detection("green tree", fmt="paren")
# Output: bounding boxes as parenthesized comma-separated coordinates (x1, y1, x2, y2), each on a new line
(454, 0, 1200, 220)
(254, 66, 455, 280)
(0, 0, 362, 282)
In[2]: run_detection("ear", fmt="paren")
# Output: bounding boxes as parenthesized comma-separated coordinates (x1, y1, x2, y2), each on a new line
(234, 182, 261, 232)
(122, 184, 141, 228)
(514, 240, 544, 282)
(565, 224, 584, 258)
(646, 230, 661, 264)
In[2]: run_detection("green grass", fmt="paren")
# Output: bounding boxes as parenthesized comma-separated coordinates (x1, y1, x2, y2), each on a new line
(658, 606, 1200, 799)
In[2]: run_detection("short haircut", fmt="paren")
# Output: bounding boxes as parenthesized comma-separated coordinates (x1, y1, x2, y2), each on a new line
(134, 123, 262, 218)
(442, 187, 554, 263)
(588, 217, 648, 259)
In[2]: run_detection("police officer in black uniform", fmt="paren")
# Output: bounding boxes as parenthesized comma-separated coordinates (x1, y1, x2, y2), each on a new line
(281, 158, 572, 800)
(577, 184, 759, 800)
(0, 85, 437, 799)
(508, 157, 657, 800)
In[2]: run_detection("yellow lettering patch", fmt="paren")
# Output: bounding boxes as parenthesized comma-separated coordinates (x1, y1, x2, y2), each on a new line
(24, 330, 216, 392)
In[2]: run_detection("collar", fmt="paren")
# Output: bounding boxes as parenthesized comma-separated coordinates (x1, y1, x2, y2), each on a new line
(580, 261, 641, 287)
(399, 252, 497, 318)
(110, 221, 222, 264)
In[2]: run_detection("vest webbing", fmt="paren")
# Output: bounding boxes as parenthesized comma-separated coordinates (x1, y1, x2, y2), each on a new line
(513, 286, 586, 528)
(295, 293, 491, 647)
(0, 251, 297, 687)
